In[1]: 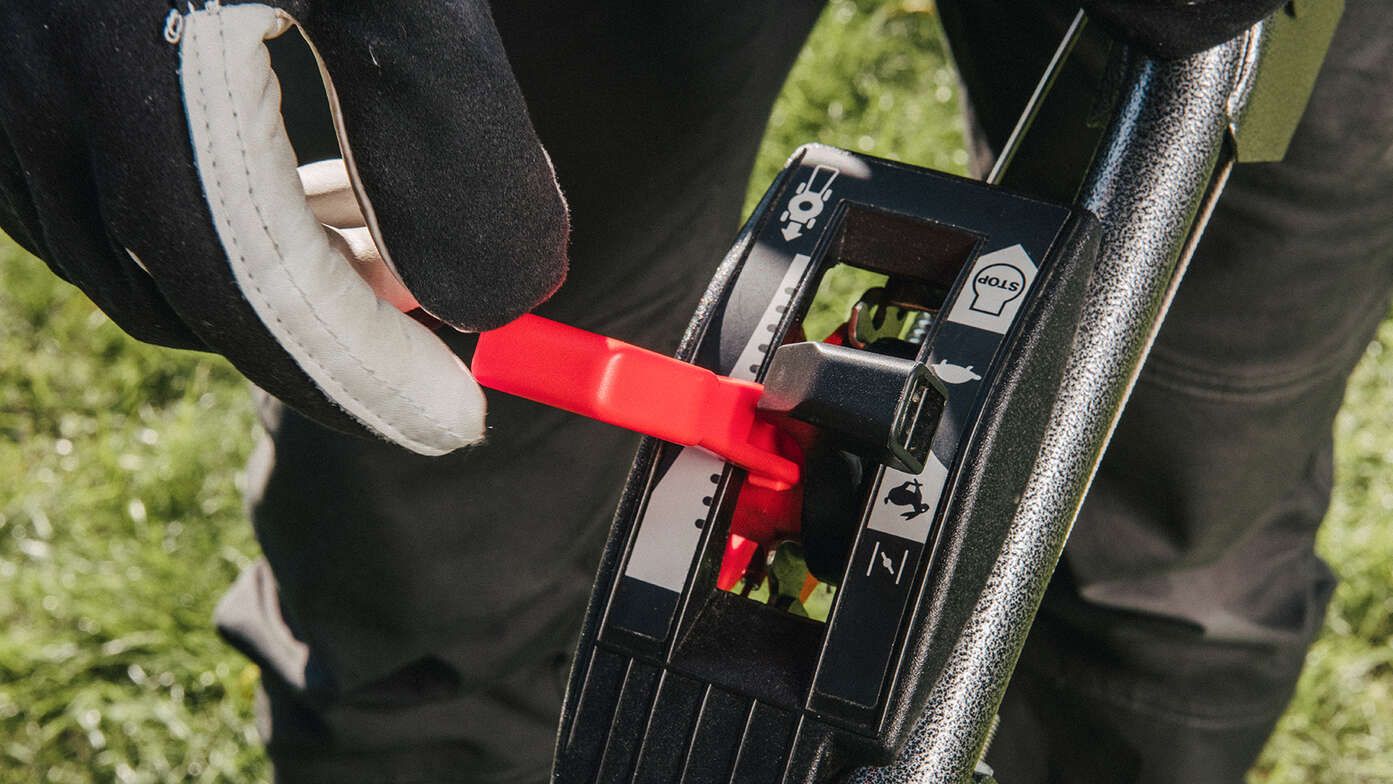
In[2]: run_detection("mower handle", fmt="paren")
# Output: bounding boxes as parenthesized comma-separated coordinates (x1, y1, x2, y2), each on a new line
(851, 3, 1340, 782)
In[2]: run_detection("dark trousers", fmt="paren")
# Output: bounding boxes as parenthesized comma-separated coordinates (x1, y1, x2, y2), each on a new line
(214, 2, 1393, 781)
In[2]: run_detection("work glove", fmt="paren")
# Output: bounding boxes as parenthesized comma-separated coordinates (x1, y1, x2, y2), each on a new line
(1083, 0, 1290, 58)
(0, 0, 569, 455)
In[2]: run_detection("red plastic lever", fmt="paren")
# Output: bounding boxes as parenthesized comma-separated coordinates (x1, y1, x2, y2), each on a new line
(472, 314, 801, 488)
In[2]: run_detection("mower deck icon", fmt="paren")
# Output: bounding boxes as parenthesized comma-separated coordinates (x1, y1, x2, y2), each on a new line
(780, 164, 839, 242)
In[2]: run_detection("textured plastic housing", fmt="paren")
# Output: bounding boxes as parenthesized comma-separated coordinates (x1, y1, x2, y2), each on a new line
(551, 145, 1101, 784)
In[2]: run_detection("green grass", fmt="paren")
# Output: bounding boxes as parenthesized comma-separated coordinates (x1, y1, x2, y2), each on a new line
(0, 0, 1389, 781)
(1250, 320, 1393, 784)
(0, 248, 264, 781)
(745, 0, 970, 210)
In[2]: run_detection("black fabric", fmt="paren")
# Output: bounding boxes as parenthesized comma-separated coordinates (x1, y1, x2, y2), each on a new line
(1083, 0, 1289, 58)
(291, 0, 569, 330)
(0, 131, 46, 261)
(0, 0, 567, 439)
(0, 5, 201, 349)
(266, 31, 341, 166)
(935, 0, 1085, 171)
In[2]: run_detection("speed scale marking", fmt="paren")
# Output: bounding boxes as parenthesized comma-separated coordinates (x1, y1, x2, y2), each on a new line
(623, 253, 814, 592)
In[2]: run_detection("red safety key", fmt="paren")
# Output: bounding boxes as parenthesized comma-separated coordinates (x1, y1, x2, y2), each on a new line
(472, 314, 802, 488)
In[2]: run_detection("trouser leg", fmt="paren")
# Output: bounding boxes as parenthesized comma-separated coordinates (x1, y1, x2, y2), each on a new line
(936, 2, 1393, 781)
(214, 2, 826, 782)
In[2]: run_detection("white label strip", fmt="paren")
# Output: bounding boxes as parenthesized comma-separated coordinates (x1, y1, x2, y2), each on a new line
(946, 245, 1038, 335)
(623, 253, 814, 591)
(623, 449, 725, 591)
(865, 455, 949, 543)
(731, 254, 815, 381)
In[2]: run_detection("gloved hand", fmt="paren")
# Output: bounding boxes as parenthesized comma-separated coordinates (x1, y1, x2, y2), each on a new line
(0, 0, 569, 455)
(1083, 0, 1290, 58)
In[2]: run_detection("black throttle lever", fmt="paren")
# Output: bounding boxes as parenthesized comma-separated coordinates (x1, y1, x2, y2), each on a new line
(756, 341, 947, 475)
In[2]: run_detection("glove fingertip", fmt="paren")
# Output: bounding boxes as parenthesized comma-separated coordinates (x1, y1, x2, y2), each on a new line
(399, 147, 571, 332)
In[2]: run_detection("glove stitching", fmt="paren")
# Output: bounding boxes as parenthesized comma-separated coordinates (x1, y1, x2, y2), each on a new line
(190, 4, 471, 451)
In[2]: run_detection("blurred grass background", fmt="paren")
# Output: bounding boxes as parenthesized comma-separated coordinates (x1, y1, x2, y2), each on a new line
(1, 0, 1389, 780)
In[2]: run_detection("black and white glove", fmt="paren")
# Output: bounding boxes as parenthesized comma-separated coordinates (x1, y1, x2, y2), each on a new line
(0, 0, 569, 454)
(1083, 0, 1290, 58)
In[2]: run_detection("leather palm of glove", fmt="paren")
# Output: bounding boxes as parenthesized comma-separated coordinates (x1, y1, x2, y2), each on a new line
(0, 0, 569, 455)
(1084, 0, 1290, 59)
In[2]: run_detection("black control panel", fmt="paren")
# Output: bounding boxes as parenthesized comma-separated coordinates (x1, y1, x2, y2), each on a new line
(554, 145, 1098, 783)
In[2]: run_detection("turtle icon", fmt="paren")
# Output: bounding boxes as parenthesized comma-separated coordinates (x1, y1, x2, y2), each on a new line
(884, 478, 931, 520)
(930, 360, 982, 385)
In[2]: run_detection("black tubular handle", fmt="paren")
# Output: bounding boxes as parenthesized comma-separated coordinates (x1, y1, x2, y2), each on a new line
(849, 2, 1340, 780)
